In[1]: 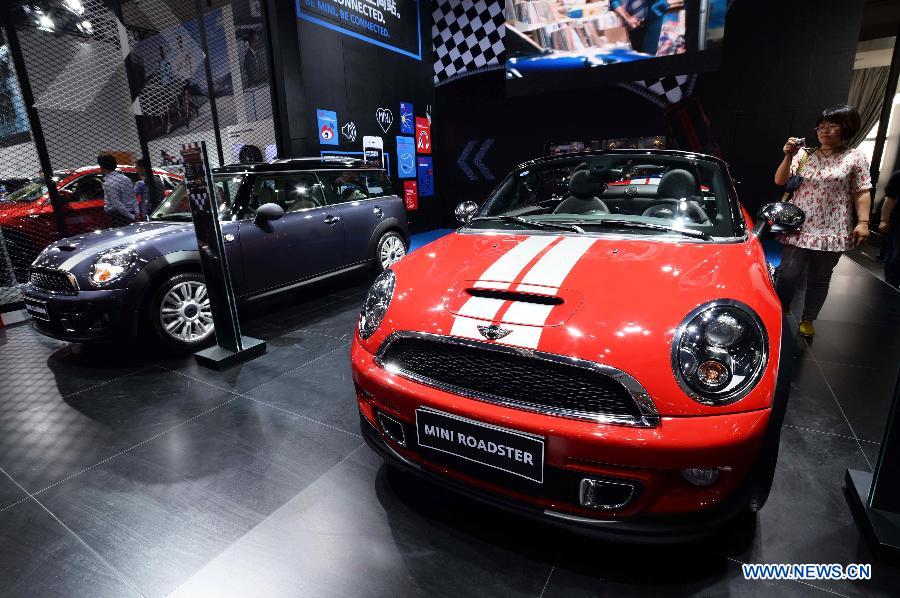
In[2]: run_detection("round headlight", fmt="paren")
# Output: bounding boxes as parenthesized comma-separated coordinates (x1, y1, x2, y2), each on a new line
(358, 269, 395, 340)
(672, 300, 767, 406)
(90, 247, 137, 286)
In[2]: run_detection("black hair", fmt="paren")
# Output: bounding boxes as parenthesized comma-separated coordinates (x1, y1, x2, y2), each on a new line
(97, 154, 117, 171)
(816, 104, 861, 142)
(134, 158, 150, 170)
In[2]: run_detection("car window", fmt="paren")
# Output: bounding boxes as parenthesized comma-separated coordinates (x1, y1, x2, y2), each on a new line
(319, 169, 393, 205)
(150, 175, 242, 222)
(67, 174, 104, 201)
(249, 173, 326, 213)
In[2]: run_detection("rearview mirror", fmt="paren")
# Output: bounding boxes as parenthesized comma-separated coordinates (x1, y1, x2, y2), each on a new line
(754, 202, 805, 237)
(254, 202, 284, 225)
(454, 201, 478, 225)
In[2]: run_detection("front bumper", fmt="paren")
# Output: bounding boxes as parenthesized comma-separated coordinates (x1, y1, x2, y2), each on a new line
(352, 337, 772, 542)
(23, 285, 132, 342)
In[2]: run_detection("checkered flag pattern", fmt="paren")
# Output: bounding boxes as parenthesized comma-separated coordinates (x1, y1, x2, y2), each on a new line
(618, 75, 697, 107)
(433, 0, 505, 86)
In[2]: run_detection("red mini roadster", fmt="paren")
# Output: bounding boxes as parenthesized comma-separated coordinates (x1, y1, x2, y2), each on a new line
(351, 150, 804, 542)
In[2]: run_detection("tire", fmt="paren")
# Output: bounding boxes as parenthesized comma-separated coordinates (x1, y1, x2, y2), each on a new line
(373, 231, 407, 273)
(146, 271, 215, 351)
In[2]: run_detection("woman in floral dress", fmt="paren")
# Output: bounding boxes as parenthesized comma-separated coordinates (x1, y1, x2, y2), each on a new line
(773, 104, 872, 337)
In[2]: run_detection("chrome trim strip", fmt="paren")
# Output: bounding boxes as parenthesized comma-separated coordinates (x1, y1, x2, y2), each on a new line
(376, 411, 407, 447)
(244, 262, 369, 301)
(579, 478, 636, 510)
(670, 299, 769, 406)
(375, 331, 659, 428)
(542, 509, 621, 525)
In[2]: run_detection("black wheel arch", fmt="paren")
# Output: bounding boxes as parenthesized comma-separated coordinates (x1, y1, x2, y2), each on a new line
(123, 250, 202, 336)
(366, 218, 409, 261)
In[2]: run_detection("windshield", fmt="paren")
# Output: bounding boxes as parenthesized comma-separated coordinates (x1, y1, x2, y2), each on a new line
(471, 153, 741, 239)
(150, 174, 243, 221)
(4, 181, 46, 203)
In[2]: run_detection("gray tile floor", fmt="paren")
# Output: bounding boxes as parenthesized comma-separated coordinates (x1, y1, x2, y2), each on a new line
(0, 260, 898, 597)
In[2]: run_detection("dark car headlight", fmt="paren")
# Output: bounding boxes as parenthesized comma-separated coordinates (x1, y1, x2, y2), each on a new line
(90, 247, 137, 286)
(672, 300, 768, 406)
(358, 269, 395, 340)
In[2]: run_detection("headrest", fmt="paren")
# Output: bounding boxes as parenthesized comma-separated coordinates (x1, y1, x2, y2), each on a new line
(568, 170, 600, 198)
(657, 169, 697, 199)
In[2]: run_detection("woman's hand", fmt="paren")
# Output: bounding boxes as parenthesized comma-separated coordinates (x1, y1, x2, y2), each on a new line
(853, 223, 870, 246)
(783, 138, 802, 156)
(624, 14, 641, 29)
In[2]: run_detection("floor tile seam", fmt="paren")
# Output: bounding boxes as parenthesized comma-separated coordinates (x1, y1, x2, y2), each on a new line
(725, 557, 851, 598)
(844, 253, 900, 294)
(26, 395, 243, 499)
(807, 352, 874, 472)
(243, 341, 351, 394)
(155, 364, 248, 397)
(0, 465, 148, 598)
(537, 565, 555, 598)
(782, 424, 881, 445)
(60, 363, 163, 400)
(237, 394, 363, 438)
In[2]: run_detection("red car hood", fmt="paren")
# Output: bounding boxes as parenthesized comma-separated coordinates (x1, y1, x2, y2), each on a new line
(371, 231, 782, 416)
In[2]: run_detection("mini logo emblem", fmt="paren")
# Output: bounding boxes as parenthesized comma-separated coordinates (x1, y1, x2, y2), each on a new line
(477, 324, 512, 340)
(625, 186, 638, 196)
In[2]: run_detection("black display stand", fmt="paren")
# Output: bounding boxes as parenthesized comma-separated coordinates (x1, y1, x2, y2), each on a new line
(180, 142, 266, 370)
(846, 367, 900, 565)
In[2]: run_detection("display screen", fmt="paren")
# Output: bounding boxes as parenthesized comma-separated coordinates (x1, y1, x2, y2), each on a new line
(506, 0, 728, 94)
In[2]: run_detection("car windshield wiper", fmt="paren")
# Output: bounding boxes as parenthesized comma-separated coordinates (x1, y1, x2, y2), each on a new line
(578, 219, 713, 240)
(470, 215, 584, 234)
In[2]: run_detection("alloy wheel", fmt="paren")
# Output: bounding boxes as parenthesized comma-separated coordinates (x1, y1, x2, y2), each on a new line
(380, 235, 406, 269)
(159, 281, 214, 343)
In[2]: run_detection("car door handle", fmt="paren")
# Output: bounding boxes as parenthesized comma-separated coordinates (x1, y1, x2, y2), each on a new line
(373, 206, 383, 218)
(324, 215, 341, 225)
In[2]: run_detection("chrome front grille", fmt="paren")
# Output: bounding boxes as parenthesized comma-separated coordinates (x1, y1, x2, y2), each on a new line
(376, 333, 659, 427)
(29, 268, 78, 295)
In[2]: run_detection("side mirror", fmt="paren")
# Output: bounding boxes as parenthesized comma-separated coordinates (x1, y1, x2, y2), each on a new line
(254, 202, 284, 225)
(754, 202, 805, 237)
(454, 201, 479, 225)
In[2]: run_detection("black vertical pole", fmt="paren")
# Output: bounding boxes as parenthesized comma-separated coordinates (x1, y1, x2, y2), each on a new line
(0, 6, 67, 239)
(262, 0, 308, 158)
(107, 0, 158, 216)
(194, 0, 225, 167)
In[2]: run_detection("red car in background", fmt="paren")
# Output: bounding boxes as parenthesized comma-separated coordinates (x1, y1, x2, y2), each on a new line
(351, 150, 805, 542)
(0, 165, 179, 280)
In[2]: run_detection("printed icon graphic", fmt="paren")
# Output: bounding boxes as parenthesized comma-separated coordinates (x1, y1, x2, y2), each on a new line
(317, 109, 338, 145)
(396, 136, 415, 179)
(403, 180, 418, 210)
(415, 117, 431, 154)
(400, 102, 414, 134)
(341, 121, 357, 142)
(376, 107, 393, 133)
(417, 156, 434, 196)
(363, 135, 385, 168)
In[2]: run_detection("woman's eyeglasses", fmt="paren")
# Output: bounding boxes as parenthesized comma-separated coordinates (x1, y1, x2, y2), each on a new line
(815, 125, 842, 133)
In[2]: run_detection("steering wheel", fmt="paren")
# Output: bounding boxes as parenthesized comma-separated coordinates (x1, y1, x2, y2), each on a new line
(641, 199, 710, 224)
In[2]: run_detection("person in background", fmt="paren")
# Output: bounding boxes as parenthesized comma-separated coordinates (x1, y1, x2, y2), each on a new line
(610, 0, 683, 55)
(244, 30, 268, 86)
(97, 154, 136, 228)
(879, 170, 899, 287)
(774, 104, 872, 337)
(134, 158, 164, 220)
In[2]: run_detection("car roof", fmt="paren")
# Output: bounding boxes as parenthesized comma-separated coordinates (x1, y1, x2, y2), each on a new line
(212, 157, 377, 173)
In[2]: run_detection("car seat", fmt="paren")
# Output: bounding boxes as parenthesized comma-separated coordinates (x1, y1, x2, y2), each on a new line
(642, 169, 709, 223)
(553, 170, 610, 215)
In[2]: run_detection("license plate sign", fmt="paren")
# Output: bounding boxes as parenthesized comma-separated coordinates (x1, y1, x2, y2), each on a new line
(25, 300, 49, 320)
(416, 408, 544, 483)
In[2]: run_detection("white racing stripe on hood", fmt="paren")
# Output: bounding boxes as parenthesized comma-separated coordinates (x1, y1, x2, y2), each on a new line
(518, 237, 596, 291)
(59, 225, 183, 272)
(476, 235, 557, 287)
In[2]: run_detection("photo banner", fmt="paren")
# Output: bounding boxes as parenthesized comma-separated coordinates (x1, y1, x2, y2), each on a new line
(296, 0, 422, 60)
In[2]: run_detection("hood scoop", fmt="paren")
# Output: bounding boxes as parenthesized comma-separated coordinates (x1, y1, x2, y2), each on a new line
(56, 244, 77, 251)
(465, 288, 564, 306)
(446, 280, 584, 328)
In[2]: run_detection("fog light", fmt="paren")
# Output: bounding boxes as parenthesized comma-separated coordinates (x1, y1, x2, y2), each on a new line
(681, 467, 720, 487)
(377, 412, 406, 447)
(579, 478, 636, 509)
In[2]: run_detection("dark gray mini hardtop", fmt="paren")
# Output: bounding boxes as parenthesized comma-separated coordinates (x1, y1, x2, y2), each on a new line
(24, 157, 409, 349)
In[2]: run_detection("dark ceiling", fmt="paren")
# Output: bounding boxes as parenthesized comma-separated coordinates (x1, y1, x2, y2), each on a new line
(861, 0, 900, 41)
